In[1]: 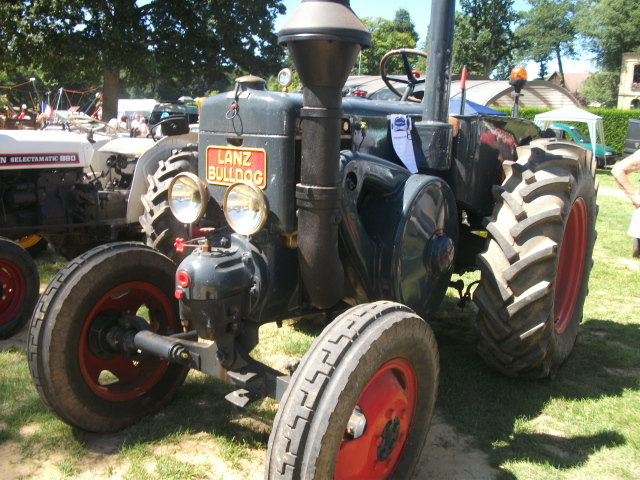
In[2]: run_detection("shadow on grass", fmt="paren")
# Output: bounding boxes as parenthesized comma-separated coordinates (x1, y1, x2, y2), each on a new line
(76, 373, 272, 455)
(430, 301, 638, 477)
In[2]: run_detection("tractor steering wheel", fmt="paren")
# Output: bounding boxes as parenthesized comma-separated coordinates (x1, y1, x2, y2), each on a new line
(380, 48, 428, 102)
(66, 115, 119, 137)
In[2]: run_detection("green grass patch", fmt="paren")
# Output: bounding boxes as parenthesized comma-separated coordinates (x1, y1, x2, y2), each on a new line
(33, 247, 66, 284)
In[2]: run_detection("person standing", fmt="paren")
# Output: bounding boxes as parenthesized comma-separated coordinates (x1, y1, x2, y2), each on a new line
(612, 149, 640, 254)
(130, 113, 141, 137)
(612, 150, 640, 208)
(130, 113, 141, 130)
(139, 117, 150, 137)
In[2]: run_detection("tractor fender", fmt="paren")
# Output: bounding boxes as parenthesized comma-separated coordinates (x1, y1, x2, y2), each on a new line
(388, 173, 459, 318)
(126, 131, 198, 223)
(338, 151, 458, 318)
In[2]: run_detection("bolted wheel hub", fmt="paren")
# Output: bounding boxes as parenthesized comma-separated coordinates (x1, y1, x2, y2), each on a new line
(425, 230, 455, 273)
(334, 358, 418, 479)
(78, 280, 177, 401)
(88, 310, 152, 361)
(377, 416, 401, 461)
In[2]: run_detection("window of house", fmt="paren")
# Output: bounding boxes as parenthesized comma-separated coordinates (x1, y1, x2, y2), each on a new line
(631, 99, 640, 109)
(633, 65, 640, 88)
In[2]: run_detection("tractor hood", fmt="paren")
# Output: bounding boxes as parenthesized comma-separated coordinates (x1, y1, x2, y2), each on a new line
(0, 129, 106, 170)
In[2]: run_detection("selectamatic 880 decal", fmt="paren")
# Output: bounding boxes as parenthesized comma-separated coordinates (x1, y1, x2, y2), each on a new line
(0, 153, 80, 166)
(206, 146, 266, 189)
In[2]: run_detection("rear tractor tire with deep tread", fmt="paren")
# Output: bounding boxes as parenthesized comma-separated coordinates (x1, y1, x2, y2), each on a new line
(265, 301, 439, 480)
(473, 139, 597, 378)
(139, 151, 197, 263)
(27, 242, 189, 432)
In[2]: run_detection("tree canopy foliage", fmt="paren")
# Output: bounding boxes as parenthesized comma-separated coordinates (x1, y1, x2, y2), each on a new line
(514, 0, 577, 82)
(452, 0, 520, 79)
(1, 0, 285, 119)
(578, 72, 620, 108)
(575, 0, 640, 72)
(357, 9, 420, 76)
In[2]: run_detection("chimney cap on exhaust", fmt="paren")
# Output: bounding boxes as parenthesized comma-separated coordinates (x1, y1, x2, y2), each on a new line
(278, 0, 371, 47)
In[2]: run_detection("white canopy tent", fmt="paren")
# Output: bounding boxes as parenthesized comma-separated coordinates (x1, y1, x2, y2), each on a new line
(534, 106, 606, 160)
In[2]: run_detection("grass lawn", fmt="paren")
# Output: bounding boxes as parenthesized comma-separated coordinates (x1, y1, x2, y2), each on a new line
(0, 166, 639, 479)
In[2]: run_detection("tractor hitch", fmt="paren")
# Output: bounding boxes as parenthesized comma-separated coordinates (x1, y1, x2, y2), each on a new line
(91, 311, 290, 406)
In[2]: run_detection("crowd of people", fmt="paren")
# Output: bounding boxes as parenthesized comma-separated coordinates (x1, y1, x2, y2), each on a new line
(119, 112, 150, 137)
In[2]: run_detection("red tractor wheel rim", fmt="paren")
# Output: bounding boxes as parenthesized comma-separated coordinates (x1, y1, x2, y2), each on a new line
(79, 281, 176, 401)
(0, 259, 27, 326)
(334, 358, 417, 480)
(554, 198, 587, 334)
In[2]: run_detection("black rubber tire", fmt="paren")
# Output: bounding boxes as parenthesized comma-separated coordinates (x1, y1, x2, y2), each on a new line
(633, 238, 639, 258)
(265, 301, 439, 480)
(0, 237, 40, 339)
(27, 242, 189, 432)
(139, 151, 197, 263)
(473, 139, 597, 378)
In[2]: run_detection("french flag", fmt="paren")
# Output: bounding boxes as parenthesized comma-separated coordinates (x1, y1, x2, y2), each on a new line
(41, 102, 54, 117)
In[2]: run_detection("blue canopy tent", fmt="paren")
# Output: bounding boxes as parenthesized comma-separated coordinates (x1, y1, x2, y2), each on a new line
(448, 97, 506, 116)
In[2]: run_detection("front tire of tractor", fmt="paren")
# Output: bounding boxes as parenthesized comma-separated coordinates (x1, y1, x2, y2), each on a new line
(474, 139, 597, 378)
(0, 238, 39, 339)
(140, 151, 197, 263)
(265, 301, 439, 480)
(27, 242, 189, 432)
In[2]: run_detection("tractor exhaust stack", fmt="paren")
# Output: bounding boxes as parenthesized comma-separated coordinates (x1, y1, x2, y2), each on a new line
(278, 0, 370, 309)
(415, 0, 456, 170)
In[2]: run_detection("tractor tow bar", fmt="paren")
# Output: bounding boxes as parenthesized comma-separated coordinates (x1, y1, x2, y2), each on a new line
(91, 312, 290, 407)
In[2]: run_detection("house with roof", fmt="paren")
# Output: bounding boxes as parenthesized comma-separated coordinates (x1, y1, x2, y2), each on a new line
(617, 52, 640, 110)
(546, 72, 592, 98)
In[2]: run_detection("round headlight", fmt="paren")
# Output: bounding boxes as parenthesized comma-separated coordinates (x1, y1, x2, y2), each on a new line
(168, 172, 208, 224)
(223, 181, 269, 235)
(278, 68, 293, 88)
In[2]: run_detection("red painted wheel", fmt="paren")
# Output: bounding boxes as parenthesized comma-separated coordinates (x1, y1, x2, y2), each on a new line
(554, 198, 587, 334)
(28, 243, 188, 432)
(334, 359, 417, 480)
(474, 139, 597, 378)
(266, 301, 439, 480)
(79, 281, 176, 401)
(0, 237, 39, 339)
(0, 257, 26, 326)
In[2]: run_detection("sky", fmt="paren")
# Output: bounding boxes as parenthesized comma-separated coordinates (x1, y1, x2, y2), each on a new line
(273, 0, 594, 75)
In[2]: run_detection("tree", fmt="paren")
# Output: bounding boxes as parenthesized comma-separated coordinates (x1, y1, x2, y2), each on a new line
(531, 52, 553, 80)
(357, 9, 420, 76)
(0, 1, 23, 71)
(8, 0, 285, 120)
(390, 9, 420, 45)
(576, 0, 640, 72)
(514, 0, 578, 86)
(579, 72, 619, 107)
(452, 0, 520, 79)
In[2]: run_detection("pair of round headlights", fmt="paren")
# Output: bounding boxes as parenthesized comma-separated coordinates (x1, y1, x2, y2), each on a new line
(168, 173, 268, 236)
